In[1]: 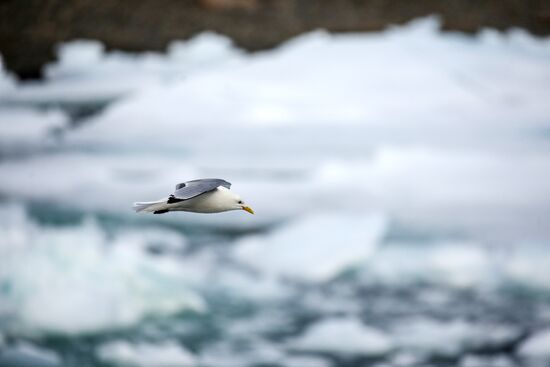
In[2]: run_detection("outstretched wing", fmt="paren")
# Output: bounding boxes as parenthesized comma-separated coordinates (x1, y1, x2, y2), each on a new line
(169, 178, 231, 202)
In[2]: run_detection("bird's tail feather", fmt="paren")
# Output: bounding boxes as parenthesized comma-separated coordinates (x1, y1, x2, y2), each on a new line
(133, 200, 165, 213)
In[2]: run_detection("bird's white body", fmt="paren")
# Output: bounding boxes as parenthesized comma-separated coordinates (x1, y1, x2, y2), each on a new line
(134, 186, 248, 214)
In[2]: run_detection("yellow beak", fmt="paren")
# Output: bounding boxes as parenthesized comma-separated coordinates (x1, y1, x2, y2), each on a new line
(242, 206, 255, 214)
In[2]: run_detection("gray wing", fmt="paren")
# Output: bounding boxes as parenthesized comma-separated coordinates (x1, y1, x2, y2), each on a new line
(170, 178, 231, 201)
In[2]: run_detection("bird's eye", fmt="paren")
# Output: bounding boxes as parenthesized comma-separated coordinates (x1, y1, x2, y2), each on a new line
(238, 200, 243, 204)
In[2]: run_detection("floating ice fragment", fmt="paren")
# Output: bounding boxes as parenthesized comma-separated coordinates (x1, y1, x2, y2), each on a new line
(0, 108, 67, 155)
(168, 32, 242, 66)
(0, 342, 62, 367)
(0, 204, 204, 335)
(460, 354, 516, 367)
(390, 317, 521, 358)
(199, 338, 286, 367)
(517, 328, 550, 362)
(283, 355, 331, 367)
(97, 340, 196, 367)
(46, 40, 105, 80)
(361, 241, 495, 289)
(234, 213, 387, 282)
(505, 247, 550, 292)
(0, 55, 16, 93)
(286, 317, 393, 356)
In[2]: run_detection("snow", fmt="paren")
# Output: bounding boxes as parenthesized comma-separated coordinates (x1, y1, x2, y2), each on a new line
(0, 204, 204, 335)
(234, 213, 386, 281)
(517, 328, 550, 361)
(286, 317, 393, 356)
(97, 340, 196, 367)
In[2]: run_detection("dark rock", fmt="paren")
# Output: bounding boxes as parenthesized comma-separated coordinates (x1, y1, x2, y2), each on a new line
(1, 0, 550, 79)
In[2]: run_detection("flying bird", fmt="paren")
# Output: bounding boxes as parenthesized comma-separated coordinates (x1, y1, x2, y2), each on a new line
(133, 178, 254, 215)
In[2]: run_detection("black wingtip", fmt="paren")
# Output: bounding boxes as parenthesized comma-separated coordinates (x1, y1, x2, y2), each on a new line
(153, 209, 169, 214)
(167, 195, 183, 204)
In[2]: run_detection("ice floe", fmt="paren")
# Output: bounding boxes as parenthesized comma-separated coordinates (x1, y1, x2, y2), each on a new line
(504, 247, 550, 292)
(313, 147, 550, 243)
(234, 213, 386, 282)
(97, 340, 196, 367)
(389, 317, 521, 358)
(2, 33, 242, 108)
(361, 240, 550, 293)
(0, 152, 199, 212)
(361, 241, 495, 288)
(72, 18, 550, 137)
(286, 317, 393, 356)
(0, 204, 203, 335)
(0, 17, 548, 243)
(0, 16, 549, 366)
(282, 355, 331, 367)
(460, 355, 516, 367)
(517, 327, 550, 362)
(0, 108, 67, 156)
(0, 56, 15, 93)
(199, 338, 287, 367)
(0, 342, 62, 367)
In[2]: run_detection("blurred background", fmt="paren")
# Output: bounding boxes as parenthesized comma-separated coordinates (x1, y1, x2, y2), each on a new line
(1, 1, 550, 366)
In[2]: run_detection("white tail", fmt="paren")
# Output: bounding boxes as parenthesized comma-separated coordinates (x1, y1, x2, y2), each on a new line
(132, 200, 165, 213)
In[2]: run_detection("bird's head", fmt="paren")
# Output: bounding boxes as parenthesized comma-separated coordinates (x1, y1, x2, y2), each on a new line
(216, 186, 254, 214)
(234, 196, 254, 214)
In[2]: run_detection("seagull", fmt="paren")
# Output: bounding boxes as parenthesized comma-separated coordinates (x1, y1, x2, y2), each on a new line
(133, 178, 254, 215)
